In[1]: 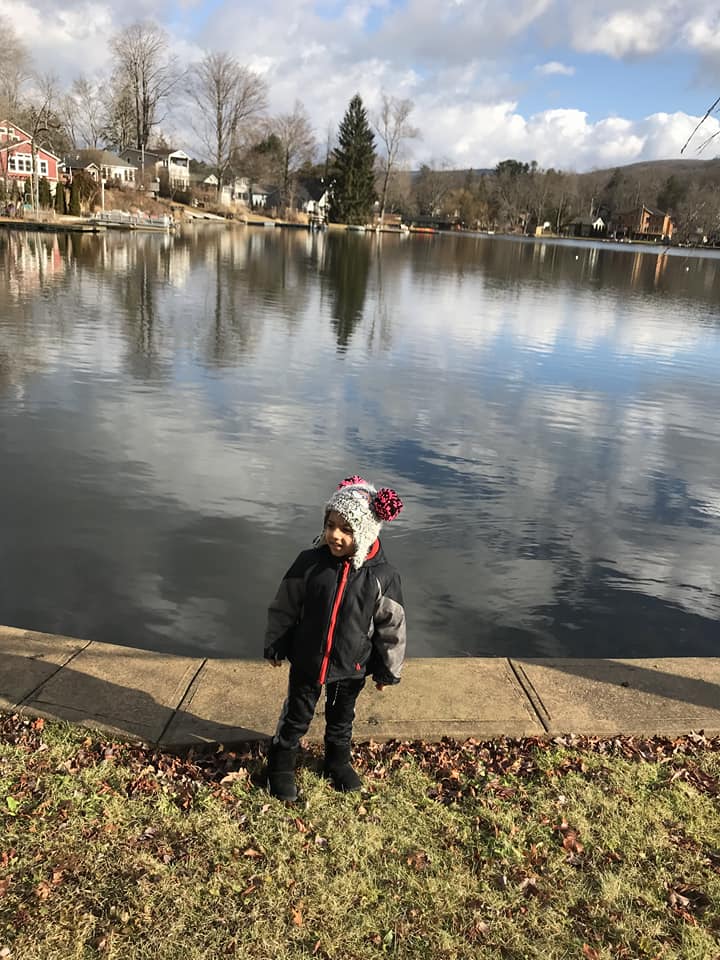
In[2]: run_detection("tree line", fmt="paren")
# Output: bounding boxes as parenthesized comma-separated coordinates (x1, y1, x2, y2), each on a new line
(2, 14, 720, 236)
(0, 16, 416, 222)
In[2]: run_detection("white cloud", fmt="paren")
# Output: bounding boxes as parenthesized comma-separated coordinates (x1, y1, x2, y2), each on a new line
(4, 0, 720, 171)
(562, 1, 720, 59)
(406, 100, 714, 171)
(683, 14, 720, 55)
(536, 60, 575, 76)
(572, 8, 673, 57)
(354, 0, 554, 66)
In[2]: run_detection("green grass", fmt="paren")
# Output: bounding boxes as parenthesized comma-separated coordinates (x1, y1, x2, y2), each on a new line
(1, 715, 719, 959)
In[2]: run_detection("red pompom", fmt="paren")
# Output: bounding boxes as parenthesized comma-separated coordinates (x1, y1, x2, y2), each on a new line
(373, 488, 403, 521)
(337, 475, 367, 489)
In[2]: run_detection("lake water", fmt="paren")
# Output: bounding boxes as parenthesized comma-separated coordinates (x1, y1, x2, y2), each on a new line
(1, 225, 719, 659)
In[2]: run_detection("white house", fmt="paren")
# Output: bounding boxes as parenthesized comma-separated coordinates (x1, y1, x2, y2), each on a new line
(70, 150, 137, 186)
(119, 147, 190, 191)
(299, 178, 332, 221)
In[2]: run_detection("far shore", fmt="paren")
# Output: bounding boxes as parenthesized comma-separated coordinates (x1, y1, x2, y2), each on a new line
(3, 210, 720, 258)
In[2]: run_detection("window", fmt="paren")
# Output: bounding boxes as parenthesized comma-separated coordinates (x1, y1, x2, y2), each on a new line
(8, 155, 17, 172)
(39, 160, 48, 175)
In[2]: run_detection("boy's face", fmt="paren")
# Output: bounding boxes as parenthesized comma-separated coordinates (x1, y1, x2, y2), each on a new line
(324, 509, 355, 559)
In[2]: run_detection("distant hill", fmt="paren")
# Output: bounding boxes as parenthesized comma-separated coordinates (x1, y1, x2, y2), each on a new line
(411, 157, 720, 181)
(588, 157, 720, 177)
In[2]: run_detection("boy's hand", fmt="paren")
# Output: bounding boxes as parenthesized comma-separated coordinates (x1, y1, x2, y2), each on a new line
(269, 658, 284, 667)
(375, 683, 385, 691)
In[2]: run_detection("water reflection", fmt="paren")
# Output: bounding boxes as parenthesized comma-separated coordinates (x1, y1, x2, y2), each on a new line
(322, 232, 371, 349)
(1, 226, 719, 658)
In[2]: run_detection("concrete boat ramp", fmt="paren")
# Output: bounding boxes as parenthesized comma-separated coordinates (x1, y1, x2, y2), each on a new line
(1, 625, 719, 746)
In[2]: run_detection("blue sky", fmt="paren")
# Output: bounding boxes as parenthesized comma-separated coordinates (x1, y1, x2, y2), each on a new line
(3, 0, 720, 170)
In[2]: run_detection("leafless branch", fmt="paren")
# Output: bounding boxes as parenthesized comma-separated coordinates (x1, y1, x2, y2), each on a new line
(188, 51, 267, 192)
(681, 94, 720, 154)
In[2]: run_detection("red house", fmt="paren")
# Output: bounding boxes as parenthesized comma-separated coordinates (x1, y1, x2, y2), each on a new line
(0, 119, 62, 195)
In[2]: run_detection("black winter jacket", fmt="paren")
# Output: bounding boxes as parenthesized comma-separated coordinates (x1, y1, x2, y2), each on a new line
(264, 540, 406, 686)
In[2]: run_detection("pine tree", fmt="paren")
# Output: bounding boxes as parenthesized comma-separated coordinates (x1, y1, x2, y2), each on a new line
(330, 94, 376, 224)
(54, 182, 66, 215)
(38, 177, 51, 208)
(69, 178, 81, 216)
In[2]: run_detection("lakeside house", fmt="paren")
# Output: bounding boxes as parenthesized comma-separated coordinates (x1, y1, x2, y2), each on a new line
(61, 155, 100, 184)
(63, 149, 137, 187)
(120, 147, 191, 191)
(564, 215, 606, 238)
(614, 204, 674, 241)
(298, 177, 332, 223)
(0, 119, 62, 196)
(189, 172, 257, 207)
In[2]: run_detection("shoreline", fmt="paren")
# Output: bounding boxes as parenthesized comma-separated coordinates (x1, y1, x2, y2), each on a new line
(4, 214, 720, 258)
(2, 623, 719, 746)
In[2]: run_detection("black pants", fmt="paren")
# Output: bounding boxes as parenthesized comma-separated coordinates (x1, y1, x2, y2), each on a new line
(275, 669, 365, 749)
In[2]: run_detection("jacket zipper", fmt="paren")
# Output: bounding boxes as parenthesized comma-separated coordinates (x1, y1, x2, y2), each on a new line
(318, 559, 350, 684)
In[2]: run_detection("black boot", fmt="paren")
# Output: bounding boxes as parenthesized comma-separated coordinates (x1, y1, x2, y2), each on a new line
(323, 742, 363, 792)
(267, 742, 299, 801)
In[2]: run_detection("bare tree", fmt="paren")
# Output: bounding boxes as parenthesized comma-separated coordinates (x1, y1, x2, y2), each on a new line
(110, 22, 179, 150)
(373, 93, 419, 220)
(188, 51, 267, 198)
(412, 159, 452, 217)
(268, 100, 316, 209)
(22, 73, 65, 212)
(62, 75, 106, 149)
(0, 17, 32, 118)
(101, 78, 136, 153)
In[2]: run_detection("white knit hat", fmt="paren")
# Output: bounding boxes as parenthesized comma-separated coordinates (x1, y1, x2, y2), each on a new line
(320, 476, 403, 569)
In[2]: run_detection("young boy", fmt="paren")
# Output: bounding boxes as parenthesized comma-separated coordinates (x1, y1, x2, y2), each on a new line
(264, 476, 406, 800)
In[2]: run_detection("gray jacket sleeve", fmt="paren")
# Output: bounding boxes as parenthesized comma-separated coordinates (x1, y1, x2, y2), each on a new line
(264, 558, 306, 661)
(371, 572, 406, 685)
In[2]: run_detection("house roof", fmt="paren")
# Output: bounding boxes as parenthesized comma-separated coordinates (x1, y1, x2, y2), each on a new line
(62, 155, 100, 172)
(1, 120, 65, 161)
(619, 203, 669, 218)
(0, 119, 32, 142)
(152, 148, 189, 159)
(119, 147, 162, 166)
(299, 177, 331, 202)
(77, 148, 137, 169)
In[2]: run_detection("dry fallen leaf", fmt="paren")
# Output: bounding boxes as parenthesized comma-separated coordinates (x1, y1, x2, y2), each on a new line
(35, 881, 51, 901)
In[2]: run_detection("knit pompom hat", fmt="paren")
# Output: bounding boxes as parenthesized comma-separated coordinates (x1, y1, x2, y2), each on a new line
(320, 475, 403, 569)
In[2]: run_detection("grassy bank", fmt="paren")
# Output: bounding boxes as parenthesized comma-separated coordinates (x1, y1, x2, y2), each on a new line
(1, 714, 718, 959)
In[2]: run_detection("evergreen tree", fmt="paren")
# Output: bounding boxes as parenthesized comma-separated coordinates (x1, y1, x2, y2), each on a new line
(69, 178, 81, 216)
(38, 176, 51, 208)
(54, 182, 66, 215)
(330, 94, 376, 224)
